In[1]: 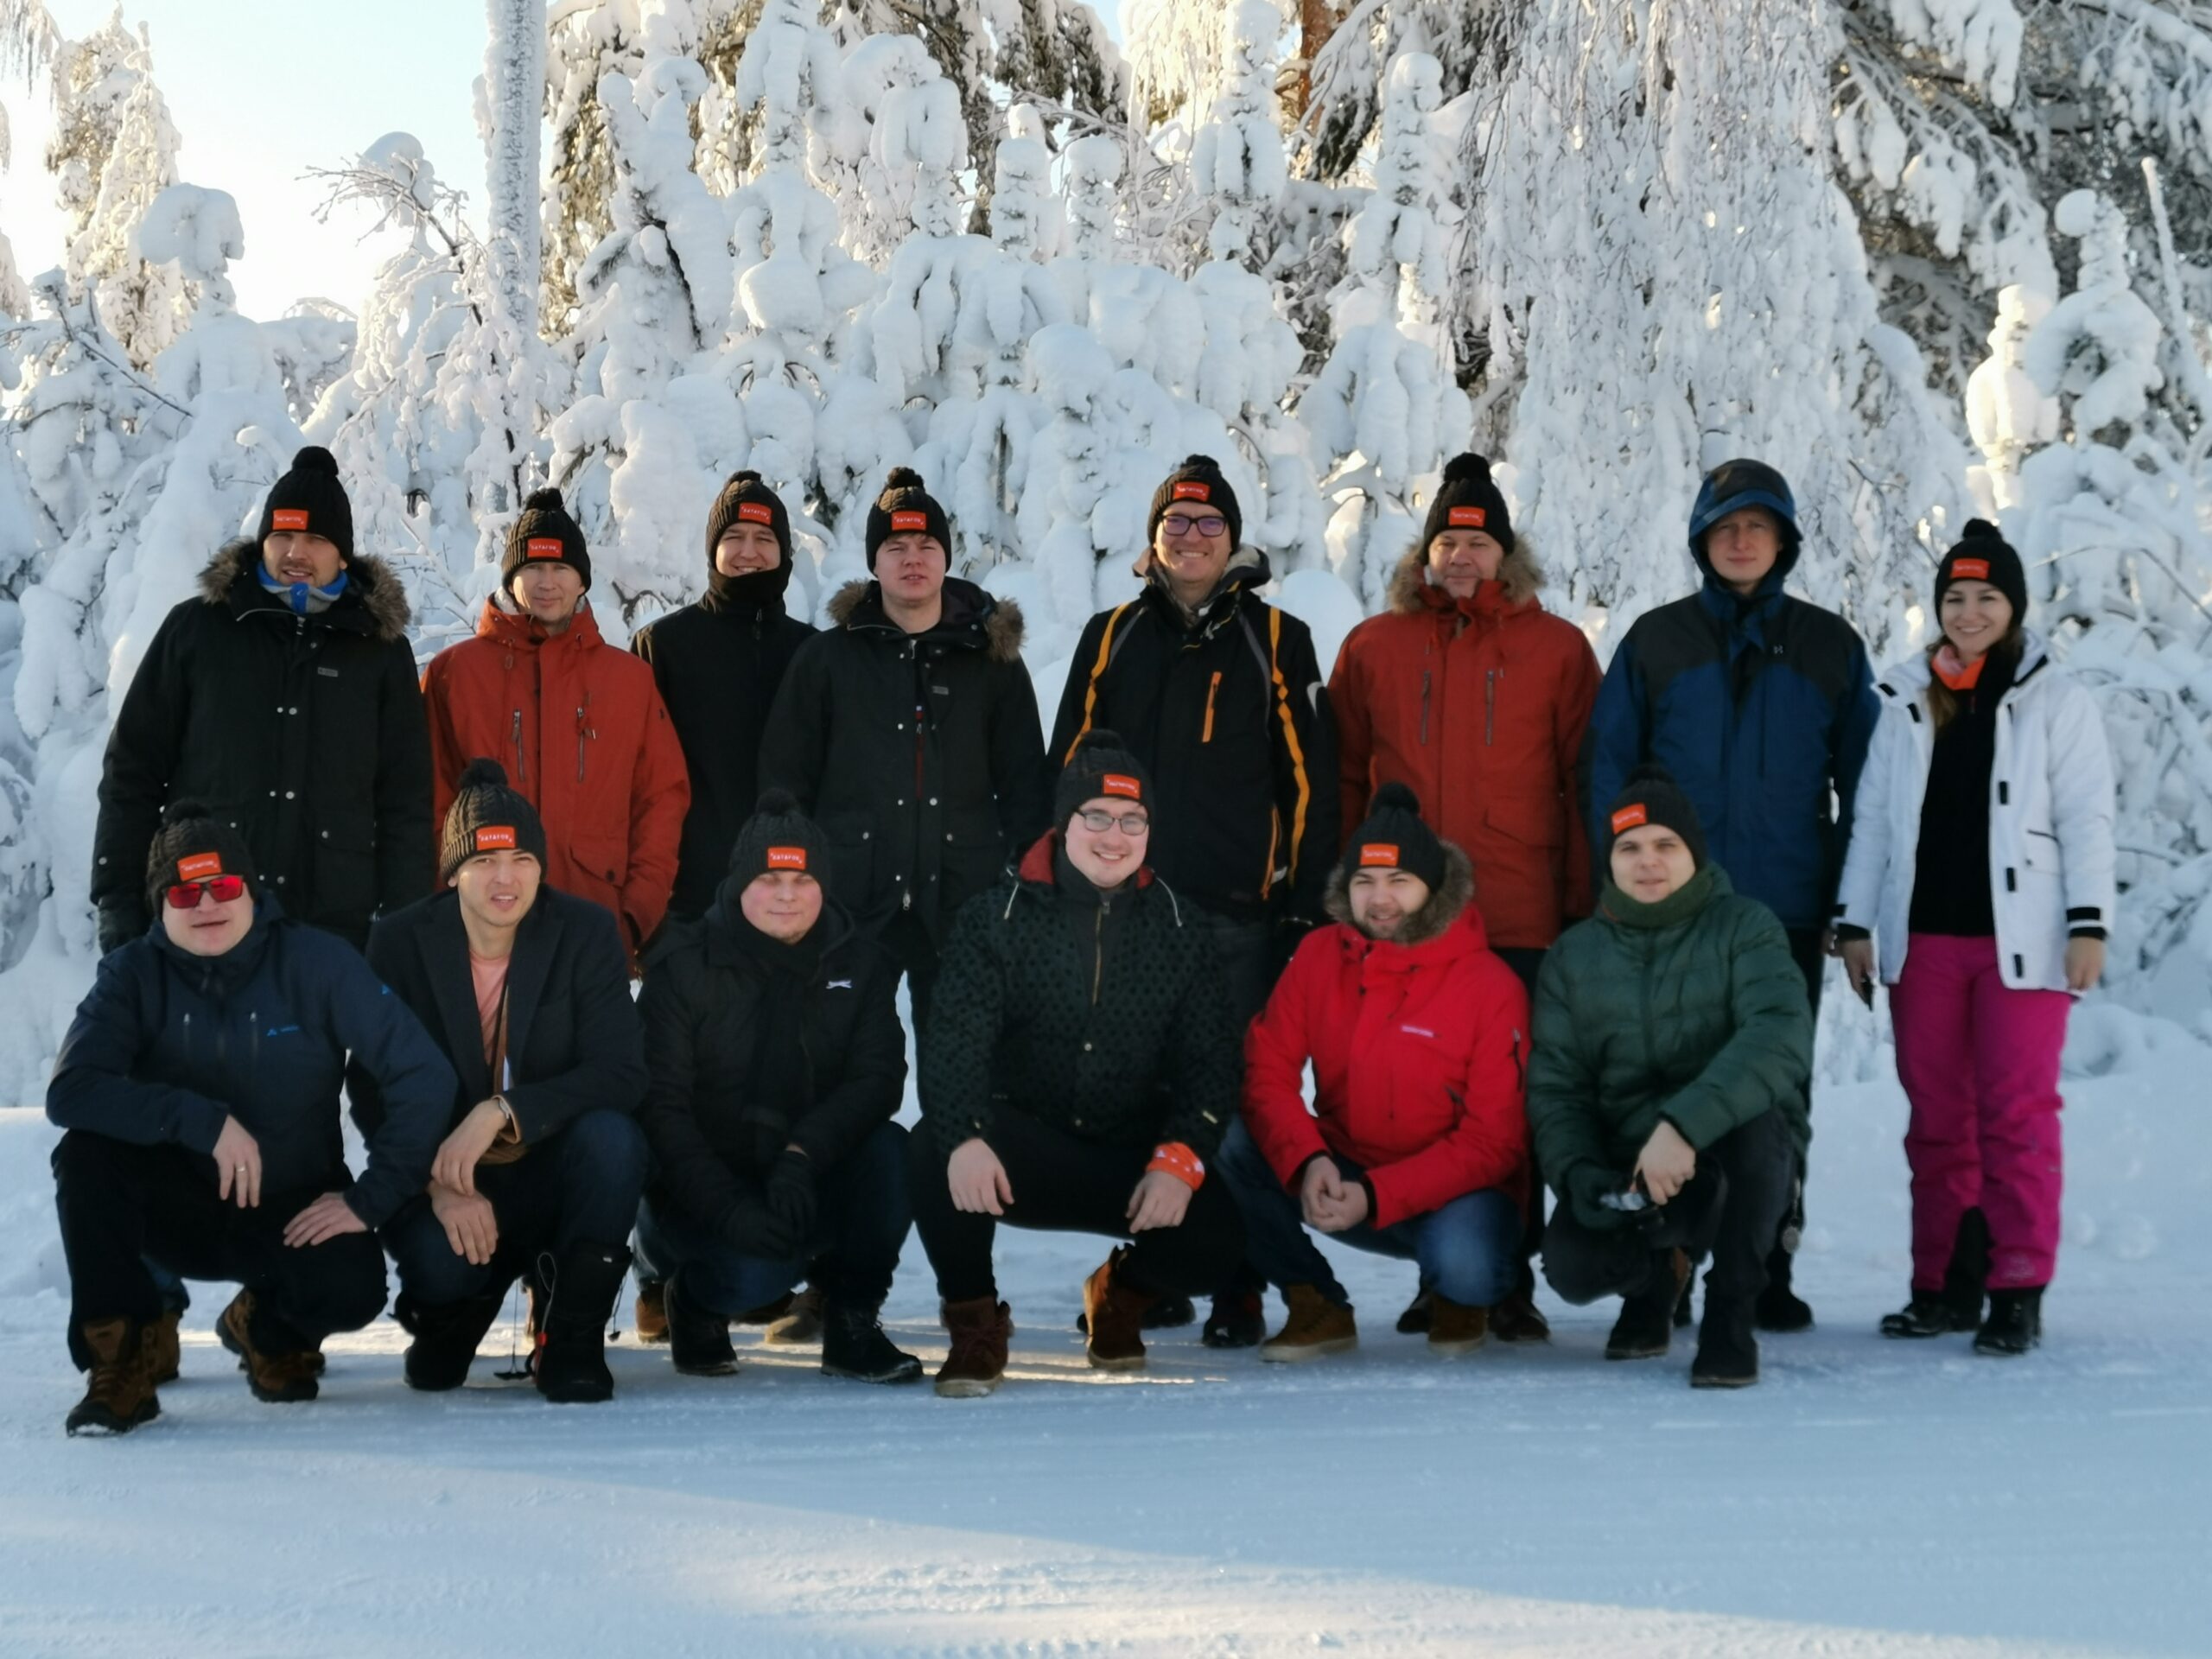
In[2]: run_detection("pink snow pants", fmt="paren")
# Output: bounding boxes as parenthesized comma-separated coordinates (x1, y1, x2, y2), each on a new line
(1891, 933, 2071, 1291)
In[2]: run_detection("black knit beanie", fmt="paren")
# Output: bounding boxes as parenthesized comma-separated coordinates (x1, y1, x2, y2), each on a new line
(1147, 454, 1243, 551)
(440, 758, 550, 885)
(705, 470, 794, 603)
(144, 800, 259, 917)
(1421, 454, 1514, 555)
(1340, 782, 1447, 893)
(1605, 764, 1708, 870)
(258, 446, 354, 563)
(864, 467, 952, 570)
(1935, 518, 2029, 624)
(503, 487, 592, 594)
(1054, 728, 1155, 827)
(727, 788, 834, 888)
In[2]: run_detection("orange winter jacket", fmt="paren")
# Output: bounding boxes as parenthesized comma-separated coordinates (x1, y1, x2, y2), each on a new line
(1331, 544, 1599, 950)
(1242, 843, 1530, 1230)
(423, 599, 690, 959)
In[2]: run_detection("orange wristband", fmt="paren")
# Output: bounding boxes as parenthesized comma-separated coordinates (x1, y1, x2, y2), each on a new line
(1147, 1141, 1205, 1191)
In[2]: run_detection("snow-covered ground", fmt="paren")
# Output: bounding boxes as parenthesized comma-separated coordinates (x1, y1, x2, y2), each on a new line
(1, 1004, 2205, 1657)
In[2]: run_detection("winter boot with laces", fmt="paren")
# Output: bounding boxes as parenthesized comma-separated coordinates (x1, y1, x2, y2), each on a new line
(761, 1283, 823, 1344)
(1691, 1297, 1761, 1389)
(143, 1308, 182, 1385)
(820, 1300, 924, 1383)
(1974, 1287, 2044, 1357)
(632, 1278, 670, 1344)
(935, 1295, 1012, 1397)
(1082, 1248, 1156, 1370)
(533, 1243, 632, 1403)
(1427, 1296, 1490, 1358)
(396, 1287, 509, 1391)
(65, 1318, 161, 1436)
(1201, 1289, 1266, 1348)
(219, 1291, 324, 1403)
(1259, 1284, 1358, 1363)
(1883, 1207, 1989, 1338)
(664, 1268, 738, 1376)
(1607, 1249, 1689, 1361)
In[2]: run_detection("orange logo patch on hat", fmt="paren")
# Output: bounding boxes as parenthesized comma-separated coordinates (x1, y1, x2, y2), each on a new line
(1172, 481, 1211, 502)
(177, 852, 225, 881)
(766, 846, 808, 871)
(1447, 506, 1486, 528)
(1101, 773, 1142, 800)
(473, 826, 518, 853)
(525, 537, 566, 560)
(1359, 844, 1401, 868)
(1952, 556, 1990, 579)
(890, 511, 929, 532)
(737, 502, 774, 525)
(1611, 804, 1649, 835)
(271, 509, 310, 531)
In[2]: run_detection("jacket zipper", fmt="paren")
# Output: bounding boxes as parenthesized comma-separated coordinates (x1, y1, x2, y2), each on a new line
(1092, 909, 1105, 1006)
(575, 689, 594, 783)
(511, 709, 526, 785)
(1485, 669, 1497, 746)
(1201, 671, 1222, 743)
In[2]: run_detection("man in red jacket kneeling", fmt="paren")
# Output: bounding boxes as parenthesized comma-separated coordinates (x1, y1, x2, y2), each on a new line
(1218, 784, 1530, 1361)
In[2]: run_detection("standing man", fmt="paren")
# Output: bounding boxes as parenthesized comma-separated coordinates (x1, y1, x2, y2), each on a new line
(760, 467, 1051, 1028)
(421, 487, 691, 964)
(632, 470, 817, 923)
(1329, 453, 1599, 1341)
(1581, 459, 1879, 1332)
(93, 445, 432, 954)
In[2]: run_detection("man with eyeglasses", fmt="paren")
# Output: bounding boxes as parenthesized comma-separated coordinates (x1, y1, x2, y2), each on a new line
(48, 804, 454, 1434)
(912, 732, 1244, 1396)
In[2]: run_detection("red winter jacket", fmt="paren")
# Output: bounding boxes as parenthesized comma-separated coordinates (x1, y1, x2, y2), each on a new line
(1242, 844, 1530, 1230)
(1332, 544, 1599, 950)
(423, 599, 690, 959)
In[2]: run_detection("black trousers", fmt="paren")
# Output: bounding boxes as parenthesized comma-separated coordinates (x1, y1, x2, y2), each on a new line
(53, 1132, 387, 1370)
(880, 909, 944, 1032)
(909, 1109, 1246, 1304)
(1493, 945, 1551, 1292)
(1541, 1108, 1795, 1312)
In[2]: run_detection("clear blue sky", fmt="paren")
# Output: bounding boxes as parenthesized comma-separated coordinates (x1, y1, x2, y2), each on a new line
(1, 0, 1128, 322)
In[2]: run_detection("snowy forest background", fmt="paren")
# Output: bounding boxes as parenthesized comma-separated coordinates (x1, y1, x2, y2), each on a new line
(1, 0, 2210, 1102)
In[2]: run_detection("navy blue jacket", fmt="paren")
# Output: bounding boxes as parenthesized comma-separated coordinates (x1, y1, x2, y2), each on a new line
(47, 899, 455, 1227)
(1582, 557, 1879, 932)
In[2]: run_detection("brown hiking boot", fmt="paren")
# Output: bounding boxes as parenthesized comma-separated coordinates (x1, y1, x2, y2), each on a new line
(935, 1296, 1011, 1397)
(144, 1308, 182, 1383)
(1489, 1289, 1551, 1343)
(218, 1292, 321, 1403)
(633, 1279, 670, 1344)
(762, 1284, 823, 1345)
(1259, 1284, 1357, 1363)
(66, 1319, 161, 1436)
(1427, 1296, 1490, 1357)
(1082, 1248, 1155, 1371)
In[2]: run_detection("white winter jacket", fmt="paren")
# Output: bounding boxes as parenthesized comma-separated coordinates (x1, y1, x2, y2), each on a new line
(1834, 630, 2116, 993)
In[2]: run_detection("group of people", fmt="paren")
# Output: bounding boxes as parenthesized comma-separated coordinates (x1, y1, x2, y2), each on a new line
(46, 438, 2116, 1435)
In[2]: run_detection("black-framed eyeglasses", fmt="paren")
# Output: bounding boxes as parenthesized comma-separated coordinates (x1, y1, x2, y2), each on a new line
(1159, 514, 1227, 538)
(1075, 809, 1151, 836)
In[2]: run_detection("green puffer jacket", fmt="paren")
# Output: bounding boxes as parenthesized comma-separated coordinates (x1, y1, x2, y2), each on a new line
(1528, 863, 1811, 1229)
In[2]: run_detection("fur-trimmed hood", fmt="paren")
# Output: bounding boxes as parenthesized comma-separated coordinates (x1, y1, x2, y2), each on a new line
(1320, 839, 1478, 949)
(198, 539, 412, 643)
(1385, 539, 1545, 615)
(826, 575, 1026, 664)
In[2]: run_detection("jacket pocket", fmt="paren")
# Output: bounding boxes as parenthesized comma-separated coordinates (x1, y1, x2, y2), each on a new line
(821, 810, 878, 907)
(312, 816, 377, 923)
(2020, 827, 2063, 876)
(572, 833, 627, 889)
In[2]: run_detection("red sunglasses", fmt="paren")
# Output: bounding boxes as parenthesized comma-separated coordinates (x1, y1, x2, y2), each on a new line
(164, 875, 248, 909)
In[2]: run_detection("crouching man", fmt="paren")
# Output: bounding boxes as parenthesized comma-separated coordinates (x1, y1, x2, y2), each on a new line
(1530, 767, 1812, 1388)
(359, 760, 649, 1402)
(635, 791, 919, 1384)
(911, 732, 1245, 1395)
(48, 804, 454, 1434)
(1221, 785, 1529, 1362)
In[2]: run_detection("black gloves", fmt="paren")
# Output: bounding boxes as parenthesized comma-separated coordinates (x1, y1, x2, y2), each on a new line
(1567, 1162, 1636, 1230)
(719, 1184, 792, 1259)
(764, 1149, 817, 1250)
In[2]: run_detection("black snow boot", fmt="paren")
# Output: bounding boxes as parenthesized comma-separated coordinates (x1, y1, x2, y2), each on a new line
(665, 1267, 738, 1377)
(1691, 1298, 1760, 1389)
(532, 1243, 631, 1404)
(396, 1287, 509, 1391)
(1202, 1289, 1266, 1348)
(1395, 1287, 1433, 1335)
(1754, 1242, 1813, 1332)
(1606, 1249, 1688, 1361)
(1974, 1287, 2044, 1357)
(1882, 1207, 1990, 1338)
(820, 1301, 923, 1384)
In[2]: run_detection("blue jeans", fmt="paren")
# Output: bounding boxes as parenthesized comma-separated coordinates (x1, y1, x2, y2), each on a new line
(634, 1120, 912, 1315)
(1215, 1119, 1520, 1309)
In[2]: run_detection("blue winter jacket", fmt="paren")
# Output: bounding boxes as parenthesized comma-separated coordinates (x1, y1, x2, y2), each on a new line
(47, 897, 455, 1227)
(1581, 544, 1879, 932)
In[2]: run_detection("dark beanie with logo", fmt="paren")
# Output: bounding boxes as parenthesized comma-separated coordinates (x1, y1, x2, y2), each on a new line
(1147, 454, 1243, 551)
(727, 788, 833, 887)
(1339, 781, 1447, 893)
(440, 758, 550, 885)
(502, 487, 592, 594)
(1421, 454, 1514, 555)
(1604, 764, 1708, 870)
(1054, 728, 1155, 826)
(257, 446, 355, 563)
(864, 467, 952, 570)
(144, 799, 260, 918)
(1935, 518, 2029, 622)
(704, 470, 795, 606)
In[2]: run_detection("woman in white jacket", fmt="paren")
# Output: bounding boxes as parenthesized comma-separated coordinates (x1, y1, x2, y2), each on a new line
(1835, 521, 2115, 1358)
